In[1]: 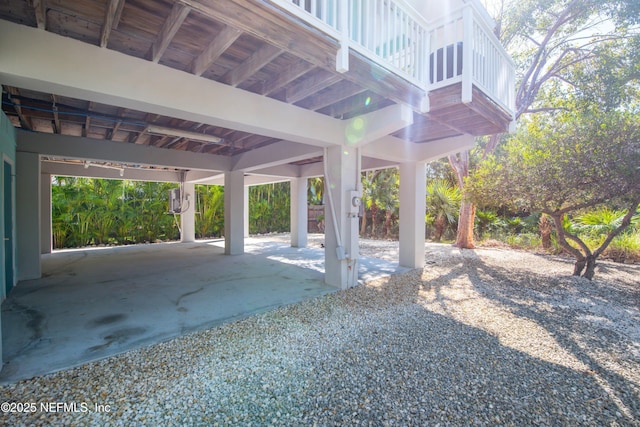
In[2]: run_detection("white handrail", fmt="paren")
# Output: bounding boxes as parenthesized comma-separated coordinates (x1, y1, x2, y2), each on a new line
(267, 0, 515, 115)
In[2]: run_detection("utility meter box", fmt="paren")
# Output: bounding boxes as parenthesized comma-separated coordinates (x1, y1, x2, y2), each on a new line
(349, 190, 362, 216)
(169, 188, 182, 213)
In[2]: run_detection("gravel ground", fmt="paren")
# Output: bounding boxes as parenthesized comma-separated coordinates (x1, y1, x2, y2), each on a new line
(1, 237, 639, 426)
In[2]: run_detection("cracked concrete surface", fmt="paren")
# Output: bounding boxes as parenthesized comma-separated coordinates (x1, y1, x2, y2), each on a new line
(1, 236, 405, 383)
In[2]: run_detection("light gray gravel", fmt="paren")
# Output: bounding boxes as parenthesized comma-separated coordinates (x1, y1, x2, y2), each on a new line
(1, 238, 638, 426)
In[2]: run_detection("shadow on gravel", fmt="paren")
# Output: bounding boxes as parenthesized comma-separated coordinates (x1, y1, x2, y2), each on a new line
(289, 271, 633, 426)
(423, 254, 639, 424)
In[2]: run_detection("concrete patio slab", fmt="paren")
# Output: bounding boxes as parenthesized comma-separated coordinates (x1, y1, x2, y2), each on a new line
(1, 236, 406, 383)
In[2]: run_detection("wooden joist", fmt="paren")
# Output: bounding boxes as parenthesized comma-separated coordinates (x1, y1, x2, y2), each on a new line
(100, 0, 126, 48)
(150, 3, 191, 63)
(221, 43, 283, 87)
(192, 25, 242, 76)
(286, 69, 341, 104)
(31, 0, 46, 29)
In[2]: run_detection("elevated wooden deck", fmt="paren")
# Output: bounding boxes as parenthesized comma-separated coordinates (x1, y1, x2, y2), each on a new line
(0, 0, 514, 162)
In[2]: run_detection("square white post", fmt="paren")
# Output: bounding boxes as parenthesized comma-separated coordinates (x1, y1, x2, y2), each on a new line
(40, 173, 52, 254)
(244, 185, 249, 238)
(399, 161, 426, 268)
(224, 170, 244, 255)
(180, 182, 195, 242)
(16, 151, 41, 280)
(324, 146, 360, 289)
(290, 177, 308, 248)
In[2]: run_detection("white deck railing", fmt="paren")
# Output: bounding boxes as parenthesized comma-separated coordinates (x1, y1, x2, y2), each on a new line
(267, 0, 515, 115)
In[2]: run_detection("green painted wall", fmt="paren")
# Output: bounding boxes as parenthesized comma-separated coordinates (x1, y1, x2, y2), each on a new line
(0, 111, 15, 159)
(0, 110, 16, 300)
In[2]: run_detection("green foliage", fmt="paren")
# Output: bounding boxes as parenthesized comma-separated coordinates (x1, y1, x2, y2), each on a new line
(249, 182, 290, 234)
(470, 109, 640, 214)
(52, 178, 179, 248)
(308, 178, 324, 205)
(195, 185, 224, 238)
(469, 108, 640, 278)
(51, 178, 306, 248)
(505, 233, 542, 250)
(607, 231, 640, 262)
(574, 208, 630, 237)
(360, 169, 400, 238)
(475, 210, 499, 237)
(425, 179, 461, 241)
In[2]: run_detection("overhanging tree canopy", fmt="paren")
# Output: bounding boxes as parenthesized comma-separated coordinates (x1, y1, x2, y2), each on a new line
(449, 0, 640, 249)
(468, 108, 640, 279)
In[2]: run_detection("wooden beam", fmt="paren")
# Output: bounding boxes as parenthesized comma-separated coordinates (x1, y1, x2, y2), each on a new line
(162, 137, 184, 149)
(221, 43, 283, 87)
(18, 130, 233, 172)
(42, 160, 182, 182)
(107, 108, 129, 140)
(192, 25, 242, 76)
(150, 3, 191, 63)
(258, 58, 314, 96)
(6, 87, 32, 130)
(31, 0, 46, 30)
(51, 94, 61, 134)
(231, 140, 323, 172)
(183, 0, 425, 113)
(297, 81, 367, 111)
(1, 20, 344, 148)
(285, 70, 341, 103)
(240, 135, 278, 150)
(109, 121, 122, 140)
(229, 132, 253, 145)
(342, 52, 426, 113)
(100, 0, 126, 48)
(177, 0, 337, 70)
(133, 126, 149, 144)
(83, 101, 94, 137)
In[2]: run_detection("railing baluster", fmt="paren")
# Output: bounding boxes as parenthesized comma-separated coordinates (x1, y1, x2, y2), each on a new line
(384, 0, 389, 59)
(356, 0, 362, 45)
(270, 0, 514, 113)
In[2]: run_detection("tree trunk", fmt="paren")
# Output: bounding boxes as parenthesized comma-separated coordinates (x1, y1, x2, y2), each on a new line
(539, 214, 552, 250)
(583, 255, 597, 280)
(549, 212, 595, 279)
(384, 210, 393, 238)
(448, 151, 475, 249)
(370, 203, 378, 237)
(573, 257, 586, 276)
(360, 208, 367, 236)
(434, 215, 446, 242)
(455, 201, 476, 248)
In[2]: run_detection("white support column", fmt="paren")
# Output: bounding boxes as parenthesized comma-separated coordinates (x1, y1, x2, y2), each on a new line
(399, 162, 426, 269)
(180, 182, 195, 243)
(290, 177, 308, 248)
(40, 173, 52, 254)
(244, 185, 249, 238)
(16, 151, 41, 280)
(224, 170, 244, 255)
(324, 146, 360, 289)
